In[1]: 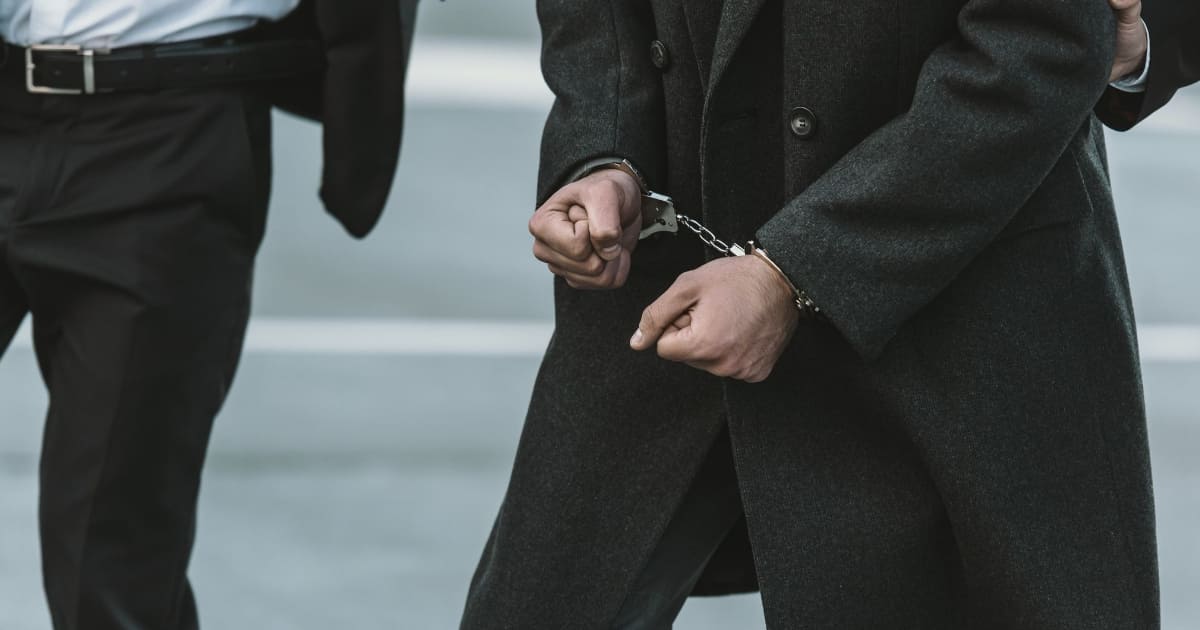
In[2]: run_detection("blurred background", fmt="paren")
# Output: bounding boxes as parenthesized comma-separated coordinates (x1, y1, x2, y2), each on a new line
(2, 2, 1198, 628)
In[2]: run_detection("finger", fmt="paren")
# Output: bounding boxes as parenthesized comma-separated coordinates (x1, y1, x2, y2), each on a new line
(529, 207, 593, 262)
(609, 249, 633, 289)
(1110, 0, 1141, 23)
(656, 323, 701, 363)
(577, 250, 626, 289)
(580, 179, 628, 261)
(540, 180, 589, 211)
(533, 239, 606, 276)
(631, 276, 698, 351)
(549, 263, 619, 290)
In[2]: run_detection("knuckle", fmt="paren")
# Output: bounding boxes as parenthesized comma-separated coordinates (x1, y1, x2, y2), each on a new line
(592, 222, 620, 240)
(674, 271, 699, 293)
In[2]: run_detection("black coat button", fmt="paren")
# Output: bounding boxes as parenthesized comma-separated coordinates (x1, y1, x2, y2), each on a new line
(650, 40, 671, 70)
(789, 107, 818, 139)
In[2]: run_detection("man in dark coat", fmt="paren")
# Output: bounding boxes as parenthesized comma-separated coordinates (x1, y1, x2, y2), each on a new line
(462, 0, 1159, 628)
(0, 1, 414, 627)
(1100, 0, 1199, 130)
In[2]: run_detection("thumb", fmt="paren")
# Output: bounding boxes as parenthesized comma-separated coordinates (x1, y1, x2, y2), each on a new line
(585, 202, 624, 261)
(652, 314, 696, 363)
(581, 180, 631, 261)
(1110, 0, 1141, 24)
(631, 278, 698, 351)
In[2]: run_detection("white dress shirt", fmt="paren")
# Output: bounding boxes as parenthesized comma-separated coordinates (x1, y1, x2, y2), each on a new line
(0, 0, 300, 48)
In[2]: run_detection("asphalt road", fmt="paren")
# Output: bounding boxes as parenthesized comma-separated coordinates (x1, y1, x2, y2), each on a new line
(2, 2, 1199, 628)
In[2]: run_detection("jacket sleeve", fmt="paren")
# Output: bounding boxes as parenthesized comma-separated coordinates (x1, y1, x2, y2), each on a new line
(315, 0, 417, 237)
(536, 0, 665, 205)
(1097, 0, 1200, 130)
(755, 0, 1117, 360)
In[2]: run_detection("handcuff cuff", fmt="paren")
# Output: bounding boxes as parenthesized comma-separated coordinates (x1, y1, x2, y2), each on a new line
(576, 159, 821, 318)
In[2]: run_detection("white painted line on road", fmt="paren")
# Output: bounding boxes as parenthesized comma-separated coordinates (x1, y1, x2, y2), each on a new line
(240, 318, 553, 356)
(8, 318, 552, 357)
(1137, 324, 1200, 363)
(9, 318, 1200, 362)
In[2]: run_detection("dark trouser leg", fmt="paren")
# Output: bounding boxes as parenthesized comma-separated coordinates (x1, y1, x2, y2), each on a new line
(612, 430, 746, 630)
(0, 226, 28, 355)
(1, 83, 272, 630)
(0, 83, 33, 356)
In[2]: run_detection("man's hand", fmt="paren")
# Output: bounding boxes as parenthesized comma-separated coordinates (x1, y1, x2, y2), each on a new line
(630, 255, 800, 383)
(1110, 0, 1148, 82)
(529, 170, 642, 290)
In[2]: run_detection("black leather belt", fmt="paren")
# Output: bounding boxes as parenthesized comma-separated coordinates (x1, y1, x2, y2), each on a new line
(2, 30, 323, 95)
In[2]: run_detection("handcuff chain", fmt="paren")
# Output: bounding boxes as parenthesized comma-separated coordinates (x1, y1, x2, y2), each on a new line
(675, 213, 737, 256)
(670, 212, 820, 316)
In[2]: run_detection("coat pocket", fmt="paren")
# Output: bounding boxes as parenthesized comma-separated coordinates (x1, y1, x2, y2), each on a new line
(996, 134, 1097, 240)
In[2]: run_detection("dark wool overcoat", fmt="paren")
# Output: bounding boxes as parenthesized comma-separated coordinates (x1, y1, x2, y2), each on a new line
(463, 0, 1160, 628)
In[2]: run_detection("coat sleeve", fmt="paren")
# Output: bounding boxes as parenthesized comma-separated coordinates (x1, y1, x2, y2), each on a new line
(1096, 0, 1200, 130)
(536, 0, 665, 205)
(755, 0, 1117, 360)
(314, 0, 417, 237)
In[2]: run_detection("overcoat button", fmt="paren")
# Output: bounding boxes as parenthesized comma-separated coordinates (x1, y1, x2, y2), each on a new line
(789, 107, 818, 139)
(650, 40, 671, 70)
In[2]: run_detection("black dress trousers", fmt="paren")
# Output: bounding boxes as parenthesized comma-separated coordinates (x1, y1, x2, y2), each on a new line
(0, 53, 272, 630)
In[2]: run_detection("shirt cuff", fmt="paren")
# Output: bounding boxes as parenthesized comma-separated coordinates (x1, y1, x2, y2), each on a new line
(1110, 19, 1151, 94)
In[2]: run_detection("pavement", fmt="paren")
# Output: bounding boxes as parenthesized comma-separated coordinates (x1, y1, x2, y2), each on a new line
(2, 2, 1199, 628)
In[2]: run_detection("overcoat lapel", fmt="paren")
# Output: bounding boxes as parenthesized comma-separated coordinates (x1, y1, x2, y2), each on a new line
(707, 0, 768, 99)
(679, 0, 724, 93)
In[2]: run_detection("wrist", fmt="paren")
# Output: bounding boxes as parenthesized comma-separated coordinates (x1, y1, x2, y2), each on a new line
(572, 159, 674, 233)
(1110, 18, 1150, 88)
(746, 241, 820, 319)
(583, 168, 641, 206)
(1113, 52, 1147, 83)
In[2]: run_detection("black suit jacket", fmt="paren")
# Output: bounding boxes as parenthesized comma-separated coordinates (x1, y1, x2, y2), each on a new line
(267, 0, 418, 237)
(1098, 0, 1200, 130)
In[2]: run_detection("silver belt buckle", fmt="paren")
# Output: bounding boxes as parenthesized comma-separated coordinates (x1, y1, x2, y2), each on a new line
(26, 44, 103, 95)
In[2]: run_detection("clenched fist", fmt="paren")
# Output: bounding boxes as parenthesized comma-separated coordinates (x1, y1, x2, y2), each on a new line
(630, 254, 800, 383)
(529, 169, 642, 290)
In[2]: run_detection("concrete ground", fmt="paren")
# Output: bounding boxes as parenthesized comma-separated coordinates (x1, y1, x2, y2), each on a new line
(2, 3, 1199, 628)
